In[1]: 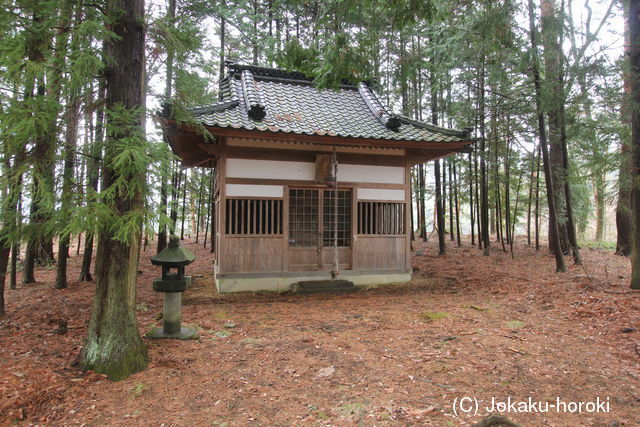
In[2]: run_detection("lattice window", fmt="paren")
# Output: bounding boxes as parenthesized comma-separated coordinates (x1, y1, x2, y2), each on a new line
(225, 198, 283, 235)
(323, 190, 351, 247)
(289, 189, 319, 246)
(357, 202, 405, 235)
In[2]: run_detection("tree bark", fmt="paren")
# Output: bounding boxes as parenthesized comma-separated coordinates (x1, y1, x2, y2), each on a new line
(479, 59, 490, 255)
(23, 11, 57, 283)
(56, 3, 82, 288)
(629, 0, 640, 289)
(431, 69, 445, 254)
(180, 171, 188, 239)
(80, 0, 148, 380)
(418, 164, 427, 240)
(617, 0, 633, 256)
(594, 176, 605, 241)
(469, 151, 475, 246)
(541, 0, 570, 254)
(535, 145, 541, 251)
(219, 0, 226, 79)
(453, 158, 461, 246)
(529, 0, 566, 272)
(80, 81, 106, 282)
(55, 89, 80, 289)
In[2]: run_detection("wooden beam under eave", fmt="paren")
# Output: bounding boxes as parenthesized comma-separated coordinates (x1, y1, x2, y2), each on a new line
(183, 156, 217, 168)
(198, 143, 221, 157)
(407, 149, 460, 165)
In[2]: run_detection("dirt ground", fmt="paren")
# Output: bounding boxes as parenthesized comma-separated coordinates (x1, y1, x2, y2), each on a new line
(1, 236, 639, 426)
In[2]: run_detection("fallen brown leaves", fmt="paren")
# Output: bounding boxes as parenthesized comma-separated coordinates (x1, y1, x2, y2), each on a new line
(0, 236, 639, 426)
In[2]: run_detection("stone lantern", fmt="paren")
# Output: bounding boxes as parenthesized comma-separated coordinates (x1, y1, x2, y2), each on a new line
(147, 235, 198, 340)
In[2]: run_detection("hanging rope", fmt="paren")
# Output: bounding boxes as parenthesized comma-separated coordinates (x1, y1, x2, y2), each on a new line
(331, 146, 339, 280)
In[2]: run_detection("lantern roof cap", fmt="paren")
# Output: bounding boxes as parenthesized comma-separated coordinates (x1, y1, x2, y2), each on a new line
(151, 236, 195, 266)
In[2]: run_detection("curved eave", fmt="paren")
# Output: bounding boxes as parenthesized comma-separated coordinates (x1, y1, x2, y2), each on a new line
(158, 116, 477, 167)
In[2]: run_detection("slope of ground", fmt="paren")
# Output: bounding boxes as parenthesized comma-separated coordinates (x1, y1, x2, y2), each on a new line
(0, 237, 638, 426)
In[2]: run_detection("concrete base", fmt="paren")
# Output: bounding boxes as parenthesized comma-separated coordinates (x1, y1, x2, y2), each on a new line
(214, 270, 411, 293)
(146, 325, 199, 340)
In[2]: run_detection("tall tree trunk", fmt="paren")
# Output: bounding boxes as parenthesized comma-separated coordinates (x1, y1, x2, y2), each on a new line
(535, 145, 542, 251)
(210, 169, 216, 253)
(629, 0, 640, 289)
(56, 3, 82, 289)
(80, 0, 148, 380)
(617, 0, 633, 256)
(418, 164, 427, 240)
(430, 70, 445, 254)
(541, 0, 570, 254)
(0, 153, 24, 314)
(595, 176, 605, 241)
(22, 11, 57, 283)
(448, 160, 454, 240)
(493, 122, 506, 251)
(504, 119, 512, 246)
(80, 81, 105, 282)
(510, 168, 524, 258)
(195, 171, 204, 243)
(203, 170, 212, 249)
(157, 169, 168, 252)
(9, 181, 22, 290)
(529, 0, 566, 272)
(469, 151, 475, 245)
(475, 145, 482, 250)
(453, 158, 461, 246)
(55, 87, 80, 289)
(442, 158, 447, 236)
(219, 0, 226, 79)
(157, 0, 176, 253)
(180, 171, 188, 239)
(559, 3, 582, 265)
(479, 59, 490, 255)
(526, 148, 536, 245)
(252, 0, 259, 65)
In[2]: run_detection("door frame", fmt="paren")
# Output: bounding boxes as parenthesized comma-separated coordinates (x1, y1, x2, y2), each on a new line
(286, 186, 353, 271)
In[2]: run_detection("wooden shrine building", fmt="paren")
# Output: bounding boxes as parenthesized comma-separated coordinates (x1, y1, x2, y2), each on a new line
(159, 63, 475, 293)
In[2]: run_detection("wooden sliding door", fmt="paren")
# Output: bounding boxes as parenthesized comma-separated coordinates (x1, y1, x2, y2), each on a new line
(288, 188, 352, 271)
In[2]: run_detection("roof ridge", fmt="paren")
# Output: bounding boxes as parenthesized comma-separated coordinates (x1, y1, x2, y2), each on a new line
(240, 70, 266, 120)
(227, 62, 314, 82)
(225, 62, 364, 88)
(357, 83, 401, 131)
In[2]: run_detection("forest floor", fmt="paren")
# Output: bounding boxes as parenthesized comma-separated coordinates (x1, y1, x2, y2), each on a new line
(1, 236, 639, 426)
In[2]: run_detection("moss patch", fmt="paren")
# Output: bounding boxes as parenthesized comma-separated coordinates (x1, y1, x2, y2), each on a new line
(420, 311, 450, 321)
(506, 320, 525, 329)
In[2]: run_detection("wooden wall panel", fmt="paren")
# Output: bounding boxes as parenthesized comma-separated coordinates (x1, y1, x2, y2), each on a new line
(353, 236, 406, 271)
(288, 249, 318, 271)
(220, 237, 284, 273)
(320, 247, 351, 270)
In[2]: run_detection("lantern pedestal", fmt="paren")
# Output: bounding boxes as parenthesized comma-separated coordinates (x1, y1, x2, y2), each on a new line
(146, 325, 199, 340)
(146, 290, 198, 340)
(147, 236, 198, 340)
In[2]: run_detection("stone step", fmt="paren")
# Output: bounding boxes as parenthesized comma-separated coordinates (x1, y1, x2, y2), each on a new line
(295, 279, 357, 294)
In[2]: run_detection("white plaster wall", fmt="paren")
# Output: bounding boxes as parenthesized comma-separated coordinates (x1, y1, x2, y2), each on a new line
(226, 158, 316, 181)
(338, 164, 405, 184)
(226, 184, 284, 198)
(357, 188, 405, 201)
(226, 158, 405, 185)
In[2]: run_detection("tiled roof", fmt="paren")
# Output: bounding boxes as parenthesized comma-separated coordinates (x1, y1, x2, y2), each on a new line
(188, 64, 471, 144)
